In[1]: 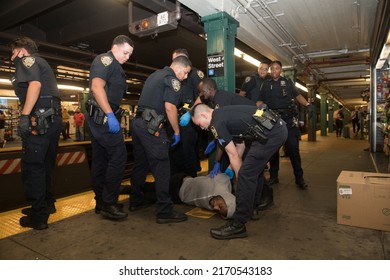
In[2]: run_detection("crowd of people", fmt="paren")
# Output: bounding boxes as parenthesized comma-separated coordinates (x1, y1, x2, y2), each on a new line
(9, 34, 314, 240)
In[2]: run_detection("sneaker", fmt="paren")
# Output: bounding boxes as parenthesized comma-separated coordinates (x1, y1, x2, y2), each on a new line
(19, 216, 48, 230)
(100, 204, 128, 220)
(156, 211, 187, 224)
(210, 220, 247, 240)
(21, 204, 56, 216)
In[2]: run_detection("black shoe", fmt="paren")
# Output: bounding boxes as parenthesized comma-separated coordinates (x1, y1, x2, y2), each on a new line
(156, 211, 187, 224)
(100, 204, 128, 220)
(210, 220, 247, 240)
(296, 178, 308, 189)
(19, 216, 48, 230)
(21, 204, 56, 216)
(268, 177, 279, 186)
(257, 193, 274, 211)
(96, 202, 123, 214)
(129, 199, 154, 212)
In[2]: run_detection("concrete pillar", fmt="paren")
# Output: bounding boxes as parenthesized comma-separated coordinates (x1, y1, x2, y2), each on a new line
(307, 86, 316, 141)
(320, 92, 328, 136)
(202, 12, 238, 92)
(327, 98, 334, 133)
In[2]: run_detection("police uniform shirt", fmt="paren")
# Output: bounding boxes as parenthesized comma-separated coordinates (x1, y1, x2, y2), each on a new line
(210, 105, 259, 148)
(240, 73, 264, 102)
(179, 67, 204, 106)
(258, 76, 299, 110)
(213, 90, 255, 109)
(89, 50, 127, 107)
(12, 54, 60, 107)
(137, 66, 181, 115)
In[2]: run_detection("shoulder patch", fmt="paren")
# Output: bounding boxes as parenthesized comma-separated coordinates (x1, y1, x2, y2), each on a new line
(100, 56, 113, 67)
(210, 126, 218, 139)
(244, 76, 252, 83)
(22, 57, 35, 68)
(197, 70, 205, 79)
(171, 78, 181, 92)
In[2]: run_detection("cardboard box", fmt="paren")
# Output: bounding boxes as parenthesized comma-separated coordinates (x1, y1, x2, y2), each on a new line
(337, 171, 390, 231)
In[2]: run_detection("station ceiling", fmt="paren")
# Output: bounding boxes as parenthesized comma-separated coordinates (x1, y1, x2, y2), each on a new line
(0, 0, 388, 110)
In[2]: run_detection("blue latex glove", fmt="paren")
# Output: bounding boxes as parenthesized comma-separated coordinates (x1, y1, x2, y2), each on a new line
(107, 112, 120, 133)
(224, 167, 234, 180)
(171, 133, 181, 147)
(204, 140, 216, 155)
(209, 161, 221, 178)
(179, 111, 191, 126)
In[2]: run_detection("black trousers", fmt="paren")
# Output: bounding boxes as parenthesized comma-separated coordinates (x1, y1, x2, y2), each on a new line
(170, 121, 200, 177)
(87, 116, 126, 205)
(130, 117, 173, 217)
(269, 124, 303, 181)
(21, 115, 62, 224)
(233, 121, 288, 223)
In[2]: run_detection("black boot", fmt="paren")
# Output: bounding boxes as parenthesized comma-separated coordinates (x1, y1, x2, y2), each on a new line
(100, 203, 128, 220)
(210, 220, 247, 240)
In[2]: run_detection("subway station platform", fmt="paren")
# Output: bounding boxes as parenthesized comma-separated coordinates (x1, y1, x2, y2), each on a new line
(0, 132, 389, 260)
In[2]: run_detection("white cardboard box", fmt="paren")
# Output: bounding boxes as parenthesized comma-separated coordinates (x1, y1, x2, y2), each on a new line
(337, 171, 390, 231)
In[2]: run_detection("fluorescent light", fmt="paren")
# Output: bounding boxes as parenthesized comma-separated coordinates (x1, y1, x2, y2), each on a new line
(295, 82, 308, 92)
(234, 48, 260, 67)
(0, 78, 11, 84)
(0, 96, 19, 100)
(58, 84, 85, 91)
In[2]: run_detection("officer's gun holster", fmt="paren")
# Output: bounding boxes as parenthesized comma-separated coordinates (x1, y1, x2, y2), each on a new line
(141, 108, 165, 136)
(31, 108, 55, 135)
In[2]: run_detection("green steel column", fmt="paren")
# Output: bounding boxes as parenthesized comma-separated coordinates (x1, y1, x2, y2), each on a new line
(327, 98, 334, 132)
(202, 12, 238, 171)
(307, 86, 316, 141)
(320, 93, 327, 136)
(202, 12, 238, 92)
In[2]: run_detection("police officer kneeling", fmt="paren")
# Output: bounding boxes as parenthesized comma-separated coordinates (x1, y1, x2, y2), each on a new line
(191, 104, 287, 239)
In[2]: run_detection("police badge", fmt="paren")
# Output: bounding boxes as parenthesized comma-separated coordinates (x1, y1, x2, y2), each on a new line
(22, 57, 35, 68)
(171, 78, 181, 92)
(210, 126, 218, 139)
(101, 56, 113, 67)
(280, 80, 286, 86)
(197, 70, 205, 79)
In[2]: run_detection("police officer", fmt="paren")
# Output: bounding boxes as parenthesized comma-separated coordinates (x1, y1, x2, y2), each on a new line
(130, 55, 191, 224)
(258, 60, 313, 189)
(87, 35, 134, 220)
(198, 78, 273, 214)
(239, 61, 270, 102)
(191, 104, 287, 239)
(10, 36, 62, 230)
(170, 49, 204, 177)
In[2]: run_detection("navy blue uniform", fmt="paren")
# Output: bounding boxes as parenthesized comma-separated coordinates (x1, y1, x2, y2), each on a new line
(212, 90, 255, 109)
(87, 51, 127, 205)
(258, 76, 305, 182)
(171, 68, 204, 177)
(240, 73, 266, 102)
(210, 105, 287, 223)
(131, 67, 181, 217)
(12, 54, 62, 225)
